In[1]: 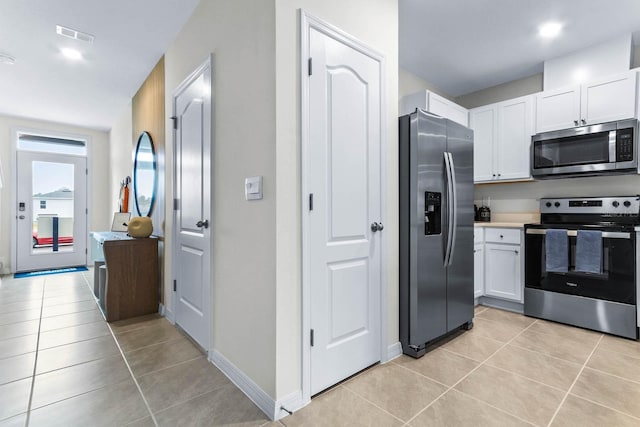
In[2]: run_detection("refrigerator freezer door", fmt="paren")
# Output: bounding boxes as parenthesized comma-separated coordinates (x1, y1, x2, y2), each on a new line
(445, 120, 475, 331)
(412, 110, 448, 346)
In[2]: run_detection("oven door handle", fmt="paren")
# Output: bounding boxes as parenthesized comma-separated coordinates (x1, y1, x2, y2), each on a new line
(525, 229, 631, 239)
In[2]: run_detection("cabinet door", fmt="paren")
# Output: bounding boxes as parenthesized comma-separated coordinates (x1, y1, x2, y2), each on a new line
(484, 243, 521, 302)
(474, 244, 484, 299)
(535, 86, 580, 133)
(497, 96, 533, 181)
(581, 72, 637, 125)
(428, 92, 469, 127)
(470, 105, 497, 182)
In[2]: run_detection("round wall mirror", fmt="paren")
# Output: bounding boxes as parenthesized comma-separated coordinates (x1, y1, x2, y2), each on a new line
(133, 131, 156, 217)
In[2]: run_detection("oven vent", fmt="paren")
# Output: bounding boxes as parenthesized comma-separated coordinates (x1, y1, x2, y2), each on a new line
(56, 25, 94, 43)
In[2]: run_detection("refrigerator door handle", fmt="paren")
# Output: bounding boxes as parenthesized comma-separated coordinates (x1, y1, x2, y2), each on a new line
(444, 152, 454, 266)
(447, 152, 458, 266)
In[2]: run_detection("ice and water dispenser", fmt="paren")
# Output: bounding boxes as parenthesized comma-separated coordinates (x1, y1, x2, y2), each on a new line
(425, 191, 441, 235)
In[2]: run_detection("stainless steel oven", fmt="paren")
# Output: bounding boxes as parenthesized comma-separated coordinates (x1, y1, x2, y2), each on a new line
(531, 120, 638, 179)
(524, 197, 639, 339)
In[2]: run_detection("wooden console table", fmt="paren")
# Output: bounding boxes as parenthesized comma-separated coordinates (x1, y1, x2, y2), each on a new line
(90, 232, 158, 322)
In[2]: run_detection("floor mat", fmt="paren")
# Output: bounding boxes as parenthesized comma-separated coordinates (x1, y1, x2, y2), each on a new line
(14, 266, 88, 278)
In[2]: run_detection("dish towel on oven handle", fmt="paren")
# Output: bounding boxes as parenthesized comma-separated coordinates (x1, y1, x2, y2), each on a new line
(545, 229, 568, 273)
(575, 230, 603, 274)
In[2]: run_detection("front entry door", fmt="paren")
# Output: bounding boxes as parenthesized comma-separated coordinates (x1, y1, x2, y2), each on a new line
(308, 25, 383, 394)
(16, 151, 87, 272)
(173, 58, 212, 350)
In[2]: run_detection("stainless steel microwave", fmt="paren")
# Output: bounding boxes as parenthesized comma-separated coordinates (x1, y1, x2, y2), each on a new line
(531, 119, 639, 179)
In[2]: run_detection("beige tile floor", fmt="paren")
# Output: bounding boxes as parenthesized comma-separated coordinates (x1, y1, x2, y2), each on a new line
(4, 271, 640, 426)
(0, 271, 269, 427)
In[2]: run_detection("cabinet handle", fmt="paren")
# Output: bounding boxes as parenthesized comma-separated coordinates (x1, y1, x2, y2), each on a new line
(500, 235, 504, 238)
(581, 119, 586, 125)
(498, 173, 501, 177)
(492, 174, 496, 177)
(515, 250, 519, 254)
(574, 120, 579, 126)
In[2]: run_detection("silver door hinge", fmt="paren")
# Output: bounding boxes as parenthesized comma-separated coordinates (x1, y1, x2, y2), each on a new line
(85, 248, 88, 254)
(309, 193, 313, 211)
(173, 280, 177, 292)
(310, 329, 314, 347)
(171, 116, 178, 130)
(308, 57, 312, 76)
(85, 208, 88, 214)
(173, 198, 179, 211)
(85, 168, 88, 175)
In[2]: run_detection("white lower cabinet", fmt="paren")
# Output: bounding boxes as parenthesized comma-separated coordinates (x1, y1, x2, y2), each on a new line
(474, 227, 523, 303)
(474, 243, 484, 298)
(484, 243, 522, 302)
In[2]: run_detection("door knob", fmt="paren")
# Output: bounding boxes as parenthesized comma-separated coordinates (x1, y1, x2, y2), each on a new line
(19, 215, 25, 220)
(196, 219, 209, 229)
(371, 222, 384, 232)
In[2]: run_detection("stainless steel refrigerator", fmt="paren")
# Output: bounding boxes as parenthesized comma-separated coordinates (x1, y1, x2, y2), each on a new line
(399, 109, 474, 358)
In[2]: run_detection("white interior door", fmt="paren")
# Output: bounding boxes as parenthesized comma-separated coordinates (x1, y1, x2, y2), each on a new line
(16, 151, 87, 272)
(308, 25, 383, 395)
(173, 58, 212, 350)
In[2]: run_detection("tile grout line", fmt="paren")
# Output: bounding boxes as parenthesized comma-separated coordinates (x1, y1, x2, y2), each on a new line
(546, 333, 604, 427)
(566, 393, 640, 421)
(134, 354, 206, 379)
(105, 321, 159, 426)
(334, 385, 407, 424)
(24, 278, 46, 427)
(404, 318, 540, 426)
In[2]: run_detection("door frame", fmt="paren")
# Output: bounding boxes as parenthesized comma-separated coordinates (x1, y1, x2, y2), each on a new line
(300, 10, 388, 403)
(171, 54, 214, 352)
(10, 127, 91, 273)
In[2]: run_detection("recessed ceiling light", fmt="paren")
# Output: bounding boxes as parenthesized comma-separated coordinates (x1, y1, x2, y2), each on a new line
(0, 52, 15, 65)
(539, 22, 563, 39)
(60, 47, 83, 61)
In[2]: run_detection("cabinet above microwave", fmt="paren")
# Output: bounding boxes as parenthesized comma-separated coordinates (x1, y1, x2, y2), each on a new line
(535, 71, 638, 134)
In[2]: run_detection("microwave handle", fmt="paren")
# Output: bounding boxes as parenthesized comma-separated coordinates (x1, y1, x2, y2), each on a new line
(609, 130, 617, 163)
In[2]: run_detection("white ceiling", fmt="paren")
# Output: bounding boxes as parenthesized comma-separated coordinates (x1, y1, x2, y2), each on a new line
(6, 1, 640, 132)
(400, 0, 640, 97)
(0, 0, 199, 131)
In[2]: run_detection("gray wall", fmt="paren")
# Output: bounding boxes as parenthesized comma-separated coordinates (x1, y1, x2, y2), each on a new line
(455, 73, 543, 109)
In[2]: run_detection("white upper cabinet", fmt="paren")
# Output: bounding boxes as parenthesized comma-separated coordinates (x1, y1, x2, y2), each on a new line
(497, 96, 533, 181)
(535, 86, 581, 133)
(581, 72, 637, 125)
(536, 71, 637, 133)
(401, 90, 469, 127)
(470, 104, 497, 182)
(470, 95, 534, 183)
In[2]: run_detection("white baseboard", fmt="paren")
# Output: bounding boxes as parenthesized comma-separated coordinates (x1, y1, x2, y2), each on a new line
(159, 303, 175, 323)
(209, 350, 281, 421)
(386, 341, 402, 362)
(275, 390, 306, 420)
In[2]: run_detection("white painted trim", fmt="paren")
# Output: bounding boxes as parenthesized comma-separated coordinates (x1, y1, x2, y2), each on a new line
(209, 350, 278, 421)
(386, 342, 402, 362)
(10, 127, 91, 273)
(157, 303, 176, 324)
(299, 9, 388, 403)
(276, 390, 306, 420)
(171, 54, 214, 353)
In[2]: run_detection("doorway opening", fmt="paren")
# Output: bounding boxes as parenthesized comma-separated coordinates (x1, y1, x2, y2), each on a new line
(13, 131, 89, 273)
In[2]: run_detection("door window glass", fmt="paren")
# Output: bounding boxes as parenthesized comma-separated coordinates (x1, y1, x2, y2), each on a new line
(31, 161, 75, 254)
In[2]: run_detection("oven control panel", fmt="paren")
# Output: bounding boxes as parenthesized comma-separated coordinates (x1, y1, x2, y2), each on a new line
(540, 196, 640, 215)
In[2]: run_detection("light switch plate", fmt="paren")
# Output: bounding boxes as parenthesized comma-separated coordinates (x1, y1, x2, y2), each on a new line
(245, 176, 263, 200)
